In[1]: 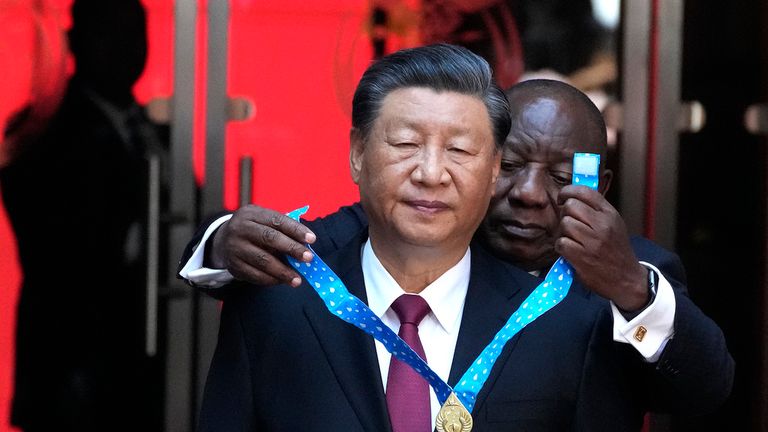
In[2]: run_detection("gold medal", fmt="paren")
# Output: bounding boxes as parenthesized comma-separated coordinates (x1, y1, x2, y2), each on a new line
(435, 392, 473, 432)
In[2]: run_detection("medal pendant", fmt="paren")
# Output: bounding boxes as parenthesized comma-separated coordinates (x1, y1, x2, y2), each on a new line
(435, 392, 473, 432)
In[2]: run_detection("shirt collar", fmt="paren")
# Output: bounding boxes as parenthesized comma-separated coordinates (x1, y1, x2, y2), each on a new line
(361, 239, 470, 334)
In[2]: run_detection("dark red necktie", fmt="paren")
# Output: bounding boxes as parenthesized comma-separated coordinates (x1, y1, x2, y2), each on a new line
(386, 294, 432, 432)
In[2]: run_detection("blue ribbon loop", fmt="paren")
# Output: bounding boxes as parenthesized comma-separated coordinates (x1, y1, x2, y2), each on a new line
(285, 153, 599, 412)
(286, 208, 572, 411)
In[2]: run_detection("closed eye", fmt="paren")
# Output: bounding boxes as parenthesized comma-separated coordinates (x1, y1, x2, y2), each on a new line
(392, 142, 419, 150)
(550, 171, 571, 186)
(448, 146, 472, 155)
(500, 160, 524, 172)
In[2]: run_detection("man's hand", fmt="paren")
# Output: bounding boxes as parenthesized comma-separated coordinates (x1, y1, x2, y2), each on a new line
(208, 205, 317, 287)
(555, 185, 649, 312)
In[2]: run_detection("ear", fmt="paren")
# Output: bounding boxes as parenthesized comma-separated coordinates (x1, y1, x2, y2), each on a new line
(349, 128, 364, 185)
(598, 168, 613, 196)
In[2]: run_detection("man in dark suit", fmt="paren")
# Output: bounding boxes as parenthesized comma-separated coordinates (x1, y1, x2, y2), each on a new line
(191, 47, 732, 430)
(0, 1, 162, 430)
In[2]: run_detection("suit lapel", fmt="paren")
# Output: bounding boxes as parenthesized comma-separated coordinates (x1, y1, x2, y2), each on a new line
(448, 245, 538, 413)
(302, 235, 392, 432)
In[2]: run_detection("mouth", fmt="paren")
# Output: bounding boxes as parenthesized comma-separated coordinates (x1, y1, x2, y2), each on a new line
(405, 200, 450, 215)
(497, 220, 546, 240)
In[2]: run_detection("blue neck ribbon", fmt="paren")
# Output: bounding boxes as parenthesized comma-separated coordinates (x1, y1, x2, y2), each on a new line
(286, 153, 599, 412)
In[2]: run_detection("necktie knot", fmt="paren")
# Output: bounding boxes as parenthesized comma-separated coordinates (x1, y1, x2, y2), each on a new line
(391, 294, 431, 326)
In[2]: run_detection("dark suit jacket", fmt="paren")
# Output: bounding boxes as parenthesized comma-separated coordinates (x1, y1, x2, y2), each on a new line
(182, 203, 734, 429)
(1, 80, 160, 430)
(618, 236, 734, 415)
(198, 232, 652, 431)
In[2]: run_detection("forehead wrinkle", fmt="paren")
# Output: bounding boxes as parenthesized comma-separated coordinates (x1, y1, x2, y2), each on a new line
(379, 117, 491, 151)
(380, 93, 484, 134)
(505, 122, 571, 161)
(507, 129, 537, 156)
(384, 117, 479, 138)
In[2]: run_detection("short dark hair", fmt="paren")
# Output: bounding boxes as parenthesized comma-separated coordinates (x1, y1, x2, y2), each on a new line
(352, 44, 510, 148)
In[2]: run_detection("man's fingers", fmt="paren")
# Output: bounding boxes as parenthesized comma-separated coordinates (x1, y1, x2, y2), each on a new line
(232, 246, 303, 286)
(244, 205, 316, 244)
(267, 212, 317, 244)
(229, 257, 283, 287)
(557, 185, 606, 211)
(560, 197, 598, 229)
(558, 215, 592, 248)
(219, 204, 319, 287)
(554, 236, 584, 259)
(237, 222, 314, 262)
(286, 240, 314, 263)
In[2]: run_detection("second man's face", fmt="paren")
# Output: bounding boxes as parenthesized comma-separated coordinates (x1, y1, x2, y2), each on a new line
(351, 87, 500, 252)
(479, 96, 603, 271)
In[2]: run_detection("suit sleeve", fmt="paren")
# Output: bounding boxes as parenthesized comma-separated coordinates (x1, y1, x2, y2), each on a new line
(197, 296, 255, 432)
(630, 237, 735, 415)
(575, 307, 646, 431)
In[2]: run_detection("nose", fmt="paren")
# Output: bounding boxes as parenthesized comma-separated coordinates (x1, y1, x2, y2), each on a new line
(411, 146, 450, 187)
(509, 167, 548, 208)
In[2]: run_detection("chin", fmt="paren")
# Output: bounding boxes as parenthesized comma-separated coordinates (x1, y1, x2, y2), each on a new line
(396, 225, 454, 248)
(401, 232, 451, 248)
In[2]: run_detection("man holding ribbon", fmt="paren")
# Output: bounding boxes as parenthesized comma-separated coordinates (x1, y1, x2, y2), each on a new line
(192, 45, 709, 431)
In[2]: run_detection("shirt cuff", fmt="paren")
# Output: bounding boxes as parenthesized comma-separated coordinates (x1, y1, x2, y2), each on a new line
(178, 214, 235, 288)
(611, 261, 676, 361)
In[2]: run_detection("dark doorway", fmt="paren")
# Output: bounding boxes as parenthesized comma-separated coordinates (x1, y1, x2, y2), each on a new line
(674, 0, 768, 430)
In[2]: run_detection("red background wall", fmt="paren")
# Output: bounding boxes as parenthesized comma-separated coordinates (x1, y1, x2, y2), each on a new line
(223, 0, 368, 216)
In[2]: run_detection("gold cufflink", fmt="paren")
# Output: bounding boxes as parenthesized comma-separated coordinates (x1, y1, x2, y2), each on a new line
(634, 326, 647, 342)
